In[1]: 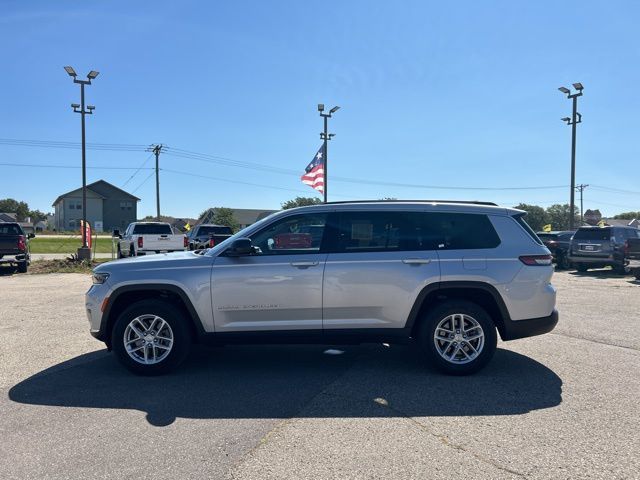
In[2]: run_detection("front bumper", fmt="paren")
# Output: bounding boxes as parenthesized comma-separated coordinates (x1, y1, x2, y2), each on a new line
(501, 309, 559, 341)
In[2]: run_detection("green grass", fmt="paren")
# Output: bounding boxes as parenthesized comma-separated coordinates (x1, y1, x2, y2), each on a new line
(30, 236, 116, 254)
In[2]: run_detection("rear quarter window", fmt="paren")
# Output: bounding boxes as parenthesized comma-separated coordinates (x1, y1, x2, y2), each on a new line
(513, 214, 543, 245)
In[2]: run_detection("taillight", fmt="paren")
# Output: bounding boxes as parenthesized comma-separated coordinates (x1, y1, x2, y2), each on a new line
(519, 254, 553, 266)
(137, 237, 143, 248)
(624, 240, 629, 256)
(17, 235, 26, 251)
(209, 238, 215, 248)
(184, 236, 188, 248)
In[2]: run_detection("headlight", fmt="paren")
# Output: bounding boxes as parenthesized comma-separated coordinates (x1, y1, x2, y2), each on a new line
(92, 272, 110, 284)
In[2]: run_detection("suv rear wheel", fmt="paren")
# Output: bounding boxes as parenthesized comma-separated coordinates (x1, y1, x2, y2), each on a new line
(112, 300, 192, 375)
(17, 261, 28, 273)
(417, 300, 497, 375)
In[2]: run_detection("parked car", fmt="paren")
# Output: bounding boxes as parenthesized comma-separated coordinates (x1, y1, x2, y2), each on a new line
(114, 222, 187, 258)
(0, 222, 34, 273)
(568, 226, 640, 274)
(626, 237, 640, 280)
(86, 201, 558, 376)
(536, 230, 575, 269)
(186, 224, 233, 250)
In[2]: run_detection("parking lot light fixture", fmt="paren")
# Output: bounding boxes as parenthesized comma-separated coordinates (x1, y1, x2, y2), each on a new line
(64, 66, 99, 259)
(558, 83, 584, 230)
(318, 104, 340, 203)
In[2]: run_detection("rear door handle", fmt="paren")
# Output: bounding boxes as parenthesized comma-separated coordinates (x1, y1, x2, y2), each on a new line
(402, 258, 431, 265)
(290, 261, 319, 268)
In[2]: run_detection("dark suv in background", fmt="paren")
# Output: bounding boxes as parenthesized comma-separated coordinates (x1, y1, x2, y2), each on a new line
(537, 230, 575, 269)
(569, 226, 640, 273)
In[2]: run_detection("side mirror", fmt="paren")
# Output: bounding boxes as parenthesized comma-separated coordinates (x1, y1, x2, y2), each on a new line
(27, 233, 35, 239)
(225, 237, 254, 256)
(112, 229, 121, 239)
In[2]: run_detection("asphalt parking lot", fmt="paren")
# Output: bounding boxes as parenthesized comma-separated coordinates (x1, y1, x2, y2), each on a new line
(0, 269, 639, 479)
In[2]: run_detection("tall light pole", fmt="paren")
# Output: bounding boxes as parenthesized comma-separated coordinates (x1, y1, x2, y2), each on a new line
(65, 66, 99, 260)
(318, 104, 340, 203)
(559, 82, 583, 230)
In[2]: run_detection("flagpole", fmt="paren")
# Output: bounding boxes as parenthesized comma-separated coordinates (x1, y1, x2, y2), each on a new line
(323, 115, 328, 204)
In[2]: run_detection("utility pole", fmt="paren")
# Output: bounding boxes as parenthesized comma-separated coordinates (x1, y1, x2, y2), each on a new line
(64, 66, 99, 261)
(318, 104, 340, 203)
(576, 183, 589, 225)
(147, 144, 164, 220)
(559, 83, 584, 230)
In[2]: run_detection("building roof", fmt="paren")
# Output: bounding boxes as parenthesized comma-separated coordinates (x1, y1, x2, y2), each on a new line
(0, 212, 17, 222)
(600, 218, 638, 227)
(52, 179, 140, 206)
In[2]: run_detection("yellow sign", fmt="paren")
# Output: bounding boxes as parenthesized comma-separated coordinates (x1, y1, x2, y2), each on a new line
(184, 222, 191, 232)
(542, 224, 552, 232)
(597, 220, 606, 227)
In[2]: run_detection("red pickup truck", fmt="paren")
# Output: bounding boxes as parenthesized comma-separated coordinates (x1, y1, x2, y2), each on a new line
(0, 222, 33, 273)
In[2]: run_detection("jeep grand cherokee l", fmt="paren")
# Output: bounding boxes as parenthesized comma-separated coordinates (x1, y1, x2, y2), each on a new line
(86, 201, 558, 376)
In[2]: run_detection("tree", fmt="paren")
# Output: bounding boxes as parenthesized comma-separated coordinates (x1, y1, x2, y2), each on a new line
(545, 204, 579, 231)
(614, 211, 640, 220)
(28, 209, 48, 223)
(212, 207, 240, 232)
(0, 198, 30, 221)
(513, 203, 547, 232)
(281, 196, 323, 210)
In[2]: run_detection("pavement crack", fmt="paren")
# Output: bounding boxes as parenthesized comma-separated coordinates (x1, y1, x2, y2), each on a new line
(319, 391, 527, 479)
(550, 332, 639, 353)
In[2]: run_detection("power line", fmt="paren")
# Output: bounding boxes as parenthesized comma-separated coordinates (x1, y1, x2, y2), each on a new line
(131, 170, 156, 194)
(122, 153, 155, 187)
(0, 162, 153, 170)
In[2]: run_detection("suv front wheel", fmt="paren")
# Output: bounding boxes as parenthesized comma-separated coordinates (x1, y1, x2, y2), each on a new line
(112, 300, 192, 375)
(418, 300, 497, 375)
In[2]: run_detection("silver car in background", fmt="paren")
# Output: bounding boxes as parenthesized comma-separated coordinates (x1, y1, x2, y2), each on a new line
(86, 201, 558, 376)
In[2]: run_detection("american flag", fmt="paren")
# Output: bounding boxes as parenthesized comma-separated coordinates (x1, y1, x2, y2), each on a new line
(301, 145, 325, 193)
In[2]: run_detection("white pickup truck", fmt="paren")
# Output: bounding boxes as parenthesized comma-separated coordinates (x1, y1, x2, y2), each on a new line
(114, 222, 187, 258)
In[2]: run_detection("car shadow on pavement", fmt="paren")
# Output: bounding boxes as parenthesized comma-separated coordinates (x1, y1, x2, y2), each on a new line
(9, 344, 562, 426)
(569, 269, 630, 280)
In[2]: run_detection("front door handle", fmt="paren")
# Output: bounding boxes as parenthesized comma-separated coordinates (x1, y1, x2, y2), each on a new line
(290, 261, 319, 268)
(402, 258, 431, 265)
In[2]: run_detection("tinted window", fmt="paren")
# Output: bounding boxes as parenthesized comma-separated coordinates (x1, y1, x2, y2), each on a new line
(329, 211, 500, 253)
(574, 228, 611, 241)
(133, 224, 173, 235)
(0, 224, 22, 235)
(249, 213, 327, 255)
(536, 233, 557, 242)
(419, 212, 501, 250)
(197, 226, 232, 236)
(514, 214, 543, 245)
(559, 233, 575, 241)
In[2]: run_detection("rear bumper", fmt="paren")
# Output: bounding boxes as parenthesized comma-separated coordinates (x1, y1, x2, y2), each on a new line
(628, 259, 640, 269)
(501, 309, 559, 341)
(0, 253, 28, 264)
(568, 254, 622, 265)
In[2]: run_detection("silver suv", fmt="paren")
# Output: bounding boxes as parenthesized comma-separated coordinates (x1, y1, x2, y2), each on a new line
(86, 201, 558, 375)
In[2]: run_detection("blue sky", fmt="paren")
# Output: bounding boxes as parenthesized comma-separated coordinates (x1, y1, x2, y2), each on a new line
(1, 0, 639, 218)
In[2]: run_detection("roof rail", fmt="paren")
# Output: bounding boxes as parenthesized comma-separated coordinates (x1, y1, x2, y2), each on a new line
(325, 199, 498, 206)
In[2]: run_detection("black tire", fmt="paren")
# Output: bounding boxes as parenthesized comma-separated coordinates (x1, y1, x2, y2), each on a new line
(613, 264, 628, 275)
(130, 245, 136, 257)
(556, 252, 570, 270)
(17, 261, 27, 273)
(576, 264, 588, 272)
(111, 299, 192, 375)
(417, 300, 497, 375)
(117, 245, 123, 259)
